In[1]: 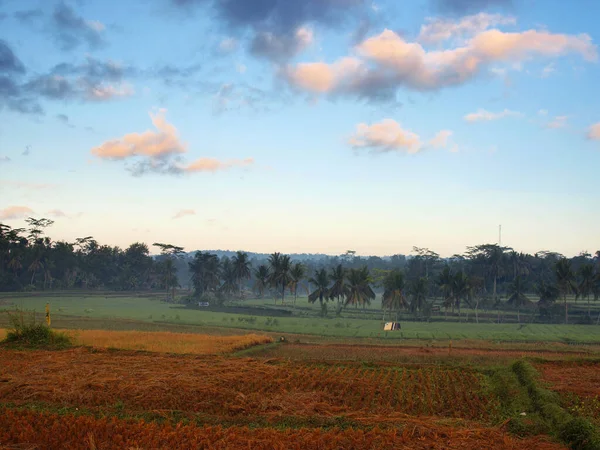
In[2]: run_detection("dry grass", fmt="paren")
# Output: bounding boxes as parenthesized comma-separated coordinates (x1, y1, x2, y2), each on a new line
(66, 329, 272, 355)
(0, 409, 567, 450)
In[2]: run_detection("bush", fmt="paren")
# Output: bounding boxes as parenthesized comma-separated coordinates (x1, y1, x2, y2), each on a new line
(2, 309, 72, 349)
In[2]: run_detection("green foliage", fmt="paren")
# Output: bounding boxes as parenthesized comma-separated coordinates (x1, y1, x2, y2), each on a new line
(509, 360, 600, 450)
(2, 309, 72, 349)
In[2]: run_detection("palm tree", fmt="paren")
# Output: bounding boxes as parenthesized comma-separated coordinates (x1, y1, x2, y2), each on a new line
(409, 277, 428, 316)
(452, 272, 471, 320)
(555, 258, 576, 324)
(437, 266, 454, 315)
(269, 253, 292, 304)
(253, 265, 270, 298)
(288, 262, 306, 307)
(578, 265, 595, 318)
(220, 258, 238, 297)
(382, 269, 408, 322)
(308, 268, 329, 305)
(232, 251, 251, 298)
(345, 267, 375, 309)
(189, 252, 221, 297)
(328, 264, 348, 305)
(507, 276, 530, 323)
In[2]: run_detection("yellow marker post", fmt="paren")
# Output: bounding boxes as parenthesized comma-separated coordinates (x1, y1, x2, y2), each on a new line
(45, 303, 51, 327)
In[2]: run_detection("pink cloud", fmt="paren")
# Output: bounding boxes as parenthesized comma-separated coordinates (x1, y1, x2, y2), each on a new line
(284, 26, 597, 97)
(587, 122, 600, 140)
(348, 119, 422, 153)
(180, 157, 255, 173)
(91, 109, 185, 160)
(173, 209, 196, 219)
(0, 206, 34, 220)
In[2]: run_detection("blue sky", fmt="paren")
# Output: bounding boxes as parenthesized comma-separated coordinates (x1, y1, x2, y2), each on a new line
(1, 0, 599, 257)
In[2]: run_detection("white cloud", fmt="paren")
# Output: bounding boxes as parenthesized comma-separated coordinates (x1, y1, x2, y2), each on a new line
(349, 119, 422, 153)
(464, 108, 523, 122)
(428, 130, 454, 149)
(418, 13, 516, 45)
(0, 156, 11, 163)
(86, 82, 134, 101)
(0, 206, 34, 220)
(284, 25, 597, 98)
(586, 122, 600, 140)
(219, 37, 238, 53)
(348, 120, 456, 154)
(545, 115, 568, 129)
(538, 109, 548, 116)
(541, 62, 556, 77)
(45, 209, 67, 218)
(236, 63, 247, 74)
(173, 209, 196, 219)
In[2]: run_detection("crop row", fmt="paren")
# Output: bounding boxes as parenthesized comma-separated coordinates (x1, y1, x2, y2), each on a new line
(0, 409, 564, 450)
(0, 350, 490, 420)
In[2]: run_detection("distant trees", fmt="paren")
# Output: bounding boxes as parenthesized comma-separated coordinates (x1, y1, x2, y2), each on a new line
(555, 258, 577, 324)
(232, 251, 251, 298)
(268, 253, 292, 305)
(506, 276, 530, 323)
(308, 268, 329, 305)
(288, 263, 306, 307)
(253, 265, 270, 298)
(382, 269, 408, 322)
(345, 267, 375, 309)
(1, 219, 599, 325)
(153, 243, 184, 301)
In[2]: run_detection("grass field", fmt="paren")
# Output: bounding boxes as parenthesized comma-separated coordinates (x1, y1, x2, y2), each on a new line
(1, 293, 599, 343)
(1, 293, 599, 447)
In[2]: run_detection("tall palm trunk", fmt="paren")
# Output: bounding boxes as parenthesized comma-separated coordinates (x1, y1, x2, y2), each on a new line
(281, 282, 285, 304)
(564, 294, 568, 324)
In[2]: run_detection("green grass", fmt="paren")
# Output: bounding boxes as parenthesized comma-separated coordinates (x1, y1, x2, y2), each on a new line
(1, 293, 600, 343)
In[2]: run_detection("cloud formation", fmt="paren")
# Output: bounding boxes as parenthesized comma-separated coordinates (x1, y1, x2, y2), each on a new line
(418, 13, 515, 45)
(428, 130, 454, 148)
(0, 156, 11, 163)
(587, 122, 600, 140)
(0, 206, 34, 220)
(171, 0, 366, 61)
(283, 25, 597, 101)
(464, 108, 522, 122)
(52, 1, 105, 50)
(348, 119, 422, 153)
(434, 0, 513, 15)
(545, 115, 568, 129)
(173, 209, 196, 219)
(92, 109, 186, 160)
(92, 109, 254, 176)
(0, 40, 25, 73)
(46, 209, 67, 218)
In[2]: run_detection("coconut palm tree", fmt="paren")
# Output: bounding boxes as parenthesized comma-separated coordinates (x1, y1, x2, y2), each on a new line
(268, 253, 292, 304)
(578, 264, 596, 318)
(220, 257, 238, 297)
(345, 267, 375, 309)
(232, 251, 251, 298)
(452, 272, 471, 319)
(506, 276, 530, 323)
(555, 258, 577, 324)
(437, 266, 454, 315)
(189, 251, 221, 297)
(253, 265, 270, 298)
(328, 264, 348, 305)
(382, 269, 408, 322)
(409, 277, 428, 316)
(308, 268, 329, 305)
(288, 262, 306, 307)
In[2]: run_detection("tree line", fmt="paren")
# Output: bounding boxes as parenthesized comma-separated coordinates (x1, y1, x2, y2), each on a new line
(1, 219, 599, 324)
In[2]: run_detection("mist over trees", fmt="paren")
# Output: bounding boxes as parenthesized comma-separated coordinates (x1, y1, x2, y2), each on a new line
(1, 219, 599, 324)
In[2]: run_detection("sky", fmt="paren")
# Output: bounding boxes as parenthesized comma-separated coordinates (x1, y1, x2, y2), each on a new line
(1, 0, 599, 257)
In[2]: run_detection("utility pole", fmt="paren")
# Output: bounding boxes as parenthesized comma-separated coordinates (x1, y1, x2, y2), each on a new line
(499, 225, 502, 246)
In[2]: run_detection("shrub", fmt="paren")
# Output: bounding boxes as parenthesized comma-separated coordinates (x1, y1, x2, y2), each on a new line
(2, 309, 72, 349)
